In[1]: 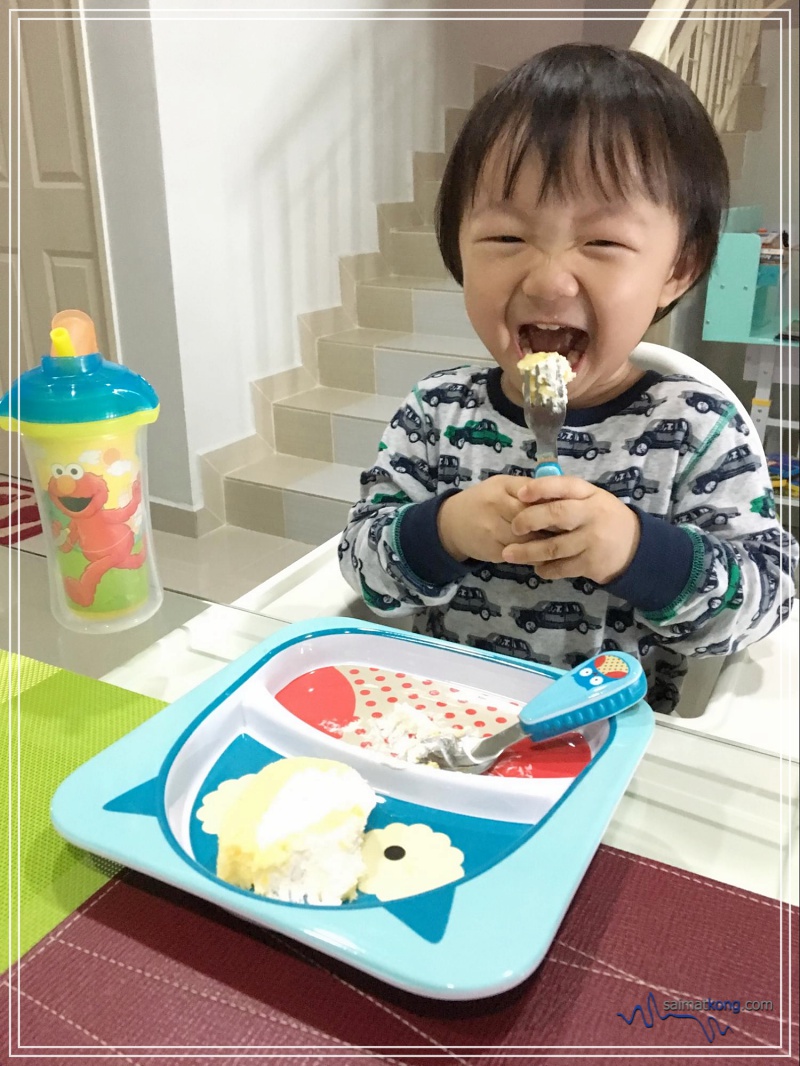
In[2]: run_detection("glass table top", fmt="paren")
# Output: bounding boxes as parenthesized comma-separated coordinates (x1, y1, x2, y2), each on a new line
(2, 544, 798, 904)
(2, 546, 285, 692)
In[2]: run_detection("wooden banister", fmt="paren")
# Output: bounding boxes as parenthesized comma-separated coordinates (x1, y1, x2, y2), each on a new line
(631, 0, 785, 133)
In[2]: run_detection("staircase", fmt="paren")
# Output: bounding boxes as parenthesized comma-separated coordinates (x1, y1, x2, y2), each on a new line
(213, 10, 773, 547)
(630, 0, 781, 184)
(214, 65, 504, 546)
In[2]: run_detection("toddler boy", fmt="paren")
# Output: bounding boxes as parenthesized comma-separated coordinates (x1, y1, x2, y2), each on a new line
(339, 43, 797, 713)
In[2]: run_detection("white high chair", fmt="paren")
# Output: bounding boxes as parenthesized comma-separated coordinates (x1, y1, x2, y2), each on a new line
(631, 341, 761, 439)
(237, 343, 793, 744)
(632, 342, 797, 749)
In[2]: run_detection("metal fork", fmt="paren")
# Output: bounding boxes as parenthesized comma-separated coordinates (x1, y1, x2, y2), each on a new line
(417, 652, 646, 773)
(521, 366, 566, 477)
(418, 722, 527, 774)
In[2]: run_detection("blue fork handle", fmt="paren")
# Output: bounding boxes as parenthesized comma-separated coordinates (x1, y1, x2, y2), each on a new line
(534, 460, 563, 478)
(519, 652, 646, 742)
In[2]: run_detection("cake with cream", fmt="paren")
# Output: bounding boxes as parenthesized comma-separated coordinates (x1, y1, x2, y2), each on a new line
(517, 350, 575, 404)
(197, 757, 377, 906)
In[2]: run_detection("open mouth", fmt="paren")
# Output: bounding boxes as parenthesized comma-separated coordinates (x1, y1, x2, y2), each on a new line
(518, 323, 590, 369)
(59, 496, 92, 513)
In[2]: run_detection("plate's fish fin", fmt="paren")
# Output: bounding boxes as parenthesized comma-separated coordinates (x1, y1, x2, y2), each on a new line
(103, 776, 160, 817)
(383, 883, 457, 944)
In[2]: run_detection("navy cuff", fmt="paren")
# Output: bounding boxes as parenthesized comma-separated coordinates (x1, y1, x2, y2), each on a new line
(603, 507, 695, 613)
(397, 491, 476, 587)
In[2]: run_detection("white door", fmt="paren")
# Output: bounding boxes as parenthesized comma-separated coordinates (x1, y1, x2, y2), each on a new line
(0, 0, 115, 419)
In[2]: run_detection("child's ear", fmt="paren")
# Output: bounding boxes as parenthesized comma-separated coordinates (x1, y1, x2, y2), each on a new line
(657, 249, 701, 309)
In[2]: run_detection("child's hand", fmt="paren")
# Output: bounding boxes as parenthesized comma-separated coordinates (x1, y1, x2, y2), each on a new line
(501, 476, 641, 584)
(438, 476, 545, 563)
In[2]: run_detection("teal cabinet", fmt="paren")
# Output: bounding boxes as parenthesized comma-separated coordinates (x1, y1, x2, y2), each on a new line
(703, 207, 797, 347)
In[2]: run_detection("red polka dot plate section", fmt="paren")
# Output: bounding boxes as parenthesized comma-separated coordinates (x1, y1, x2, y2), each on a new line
(275, 662, 589, 778)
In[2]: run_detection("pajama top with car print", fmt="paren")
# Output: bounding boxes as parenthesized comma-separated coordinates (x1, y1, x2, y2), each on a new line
(338, 365, 798, 714)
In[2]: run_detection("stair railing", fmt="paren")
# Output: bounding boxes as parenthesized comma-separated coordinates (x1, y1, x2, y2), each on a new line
(631, 0, 786, 132)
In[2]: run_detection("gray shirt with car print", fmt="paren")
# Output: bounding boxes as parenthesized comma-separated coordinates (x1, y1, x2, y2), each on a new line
(339, 365, 798, 714)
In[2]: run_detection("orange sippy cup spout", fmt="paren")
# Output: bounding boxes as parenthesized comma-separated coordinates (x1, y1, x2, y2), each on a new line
(50, 309, 98, 358)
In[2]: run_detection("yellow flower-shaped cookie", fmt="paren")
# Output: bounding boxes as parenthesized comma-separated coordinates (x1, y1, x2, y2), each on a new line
(358, 822, 464, 901)
(196, 775, 255, 834)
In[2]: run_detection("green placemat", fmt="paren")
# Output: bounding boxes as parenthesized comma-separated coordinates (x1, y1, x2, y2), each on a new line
(1, 650, 167, 968)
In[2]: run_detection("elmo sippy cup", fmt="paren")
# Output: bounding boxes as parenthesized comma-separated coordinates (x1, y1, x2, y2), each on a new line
(0, 309, 163, 633)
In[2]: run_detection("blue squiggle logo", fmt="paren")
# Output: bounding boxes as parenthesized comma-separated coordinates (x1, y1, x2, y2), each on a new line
(618, 991, 732, 1044)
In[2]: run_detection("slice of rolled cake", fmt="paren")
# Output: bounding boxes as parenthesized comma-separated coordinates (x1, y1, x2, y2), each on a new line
(517, 350, 575, 404)
(205, 757, 377, 906)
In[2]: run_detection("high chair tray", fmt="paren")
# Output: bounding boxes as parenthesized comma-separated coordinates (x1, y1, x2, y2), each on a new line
(51, 617, 654, 1000)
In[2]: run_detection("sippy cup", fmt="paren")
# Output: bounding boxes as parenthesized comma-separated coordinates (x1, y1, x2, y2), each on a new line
(0, 310, 164, 633)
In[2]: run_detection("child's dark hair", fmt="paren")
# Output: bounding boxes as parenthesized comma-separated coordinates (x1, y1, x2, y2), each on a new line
(436, 43, 729, 321)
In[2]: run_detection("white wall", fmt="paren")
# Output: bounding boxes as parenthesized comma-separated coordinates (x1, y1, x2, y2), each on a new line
(149, 2, 443, 488)
(82, 0, 195, 508)
(581, 0, 642, 48)
(733, 24, 799, 241)
(89, 2, 584, 508)
(437, 4, 585, 76)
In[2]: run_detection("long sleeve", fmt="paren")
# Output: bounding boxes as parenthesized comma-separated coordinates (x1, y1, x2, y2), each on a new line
(606, 396, 797, 657)
(336, 364, 797, 714)
(338, 387, 474, 616)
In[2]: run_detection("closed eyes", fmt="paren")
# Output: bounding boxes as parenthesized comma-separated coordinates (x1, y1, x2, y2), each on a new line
(483, 236, 628, 249)
(480, 235, 635, 251)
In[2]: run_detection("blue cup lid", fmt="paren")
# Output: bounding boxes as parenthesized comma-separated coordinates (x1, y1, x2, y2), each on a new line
(0, 352, 159, 430)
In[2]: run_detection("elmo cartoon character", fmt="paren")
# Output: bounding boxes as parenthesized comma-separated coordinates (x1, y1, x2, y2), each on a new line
(49, 461, 146, 607)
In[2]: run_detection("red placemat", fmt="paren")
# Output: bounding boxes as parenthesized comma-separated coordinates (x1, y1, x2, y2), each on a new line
(0, 476, 42, 546)
(2, 845, 796, 1064)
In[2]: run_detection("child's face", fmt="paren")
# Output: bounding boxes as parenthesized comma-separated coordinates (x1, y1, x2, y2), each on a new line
(458, 147, 696, 408)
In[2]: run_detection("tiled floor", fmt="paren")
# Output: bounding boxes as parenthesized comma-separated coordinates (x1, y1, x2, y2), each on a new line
(2, 517, 316, 678)
(17, 524, 315, 606)
(1, 546, 206, 679)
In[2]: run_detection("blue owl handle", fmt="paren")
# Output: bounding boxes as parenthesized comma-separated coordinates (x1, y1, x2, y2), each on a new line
(519, 652, 646, 743)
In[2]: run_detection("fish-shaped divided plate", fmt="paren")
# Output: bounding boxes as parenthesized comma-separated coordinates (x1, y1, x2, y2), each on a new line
(51, 617, 653, 1000)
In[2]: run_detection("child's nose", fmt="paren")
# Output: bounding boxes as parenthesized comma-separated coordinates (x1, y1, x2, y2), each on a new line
(520, 253, 579, 302)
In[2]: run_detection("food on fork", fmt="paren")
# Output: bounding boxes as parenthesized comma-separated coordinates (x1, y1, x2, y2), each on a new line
(198, 757, 377, 906)
(517, 350, 575, 405)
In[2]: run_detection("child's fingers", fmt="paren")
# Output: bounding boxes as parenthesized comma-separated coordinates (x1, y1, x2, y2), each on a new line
(456, 477, 526, 523)
(501, 528, 585, 566)
(493, 482, 534, 522)
(510, 497, 583, 536)
(516, 476, 593, 505)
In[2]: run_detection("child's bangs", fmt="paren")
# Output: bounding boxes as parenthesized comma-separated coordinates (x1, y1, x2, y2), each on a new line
(436, 44, 728, 290)
(490, 103, 677, 211)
